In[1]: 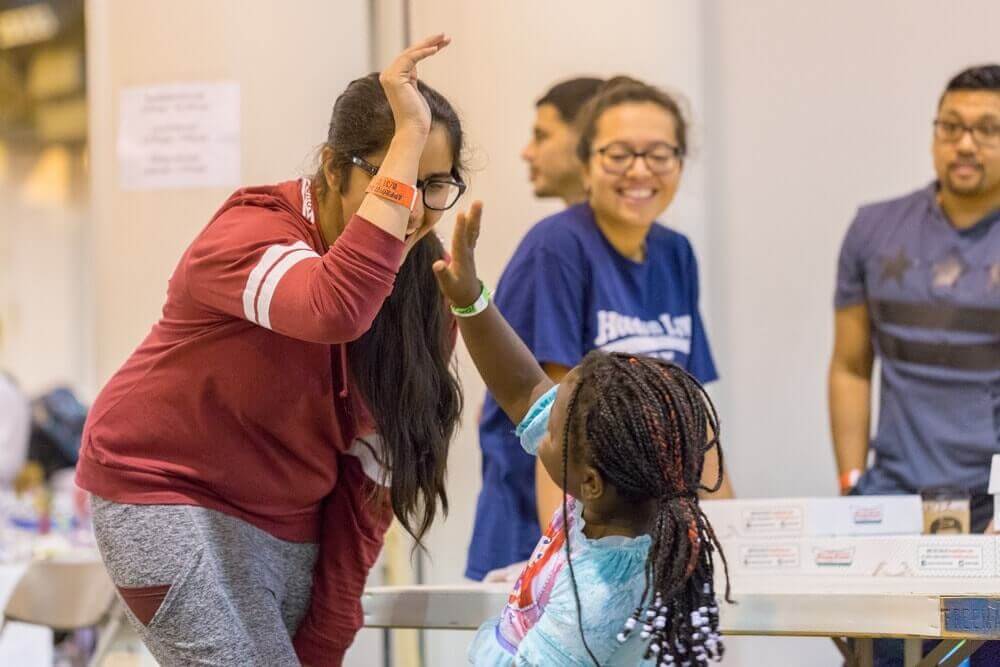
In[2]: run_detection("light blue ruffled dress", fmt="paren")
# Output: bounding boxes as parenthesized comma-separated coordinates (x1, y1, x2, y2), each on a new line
(468, 386, 654, 666)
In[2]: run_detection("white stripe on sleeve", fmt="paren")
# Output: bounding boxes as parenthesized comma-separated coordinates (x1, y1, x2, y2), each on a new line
(256, 247, 320, 330)
(242, 241, 315, 324)
(347, 434, 390, 486)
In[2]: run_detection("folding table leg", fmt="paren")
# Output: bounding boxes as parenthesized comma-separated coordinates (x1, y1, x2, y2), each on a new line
(832, 637, 875, 667)
(904, 638, 923, 667)
(856, 638, 874, 667)
(832, 637, 857, 666)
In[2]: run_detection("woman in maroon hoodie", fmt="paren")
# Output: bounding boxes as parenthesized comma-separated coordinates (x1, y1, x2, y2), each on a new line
(76, 35, 466, 666)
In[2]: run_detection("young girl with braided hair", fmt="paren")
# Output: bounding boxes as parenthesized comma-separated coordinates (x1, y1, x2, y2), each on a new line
(434, 203, 731, 666)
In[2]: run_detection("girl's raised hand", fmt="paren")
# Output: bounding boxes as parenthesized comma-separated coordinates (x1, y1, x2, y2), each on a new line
(432, 201, 483, 307)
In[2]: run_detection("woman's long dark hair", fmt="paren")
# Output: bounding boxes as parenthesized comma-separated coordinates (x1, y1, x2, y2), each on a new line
(348, 234, 462, 545)
(319, 73, 465, 545)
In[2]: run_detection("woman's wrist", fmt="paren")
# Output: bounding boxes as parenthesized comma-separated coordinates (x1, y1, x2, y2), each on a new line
(375, 129, 426, 182)
(356, 130, 425, 239)
(390, 125, 430, 147)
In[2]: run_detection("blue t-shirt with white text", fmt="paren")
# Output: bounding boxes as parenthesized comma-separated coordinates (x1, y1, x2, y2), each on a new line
(465, 203, 717, 580)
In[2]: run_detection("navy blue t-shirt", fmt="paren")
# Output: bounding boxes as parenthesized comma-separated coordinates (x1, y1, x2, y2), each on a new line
(465, 203, 718, 580)
(835, 183, 1000, 498)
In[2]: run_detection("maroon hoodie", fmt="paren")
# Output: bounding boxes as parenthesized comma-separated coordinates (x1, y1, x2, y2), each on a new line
(77, 179, 408, 664)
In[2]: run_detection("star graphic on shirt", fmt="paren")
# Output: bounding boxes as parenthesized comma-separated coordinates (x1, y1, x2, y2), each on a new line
(990, 263, 1000, 291)
(879, 248, 912, 286)
(931, 251, 967, 289)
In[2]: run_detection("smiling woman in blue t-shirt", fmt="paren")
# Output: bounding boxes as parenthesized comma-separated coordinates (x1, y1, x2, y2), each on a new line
(466, 77, 733, 581)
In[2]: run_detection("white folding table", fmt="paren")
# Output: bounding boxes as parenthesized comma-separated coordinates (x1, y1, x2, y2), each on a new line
(363, 572, 1000, 666)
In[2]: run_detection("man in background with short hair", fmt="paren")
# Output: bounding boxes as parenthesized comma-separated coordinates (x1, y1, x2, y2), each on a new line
(520, 77, 604, 206)
(829, 63, 1000, 667)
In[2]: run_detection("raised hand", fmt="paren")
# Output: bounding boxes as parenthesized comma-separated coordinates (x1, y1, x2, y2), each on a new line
(432, 201, 483, 307)
(356, 34, 451, 243)
(379, 34, 451, 138)
(432, 200, 551, 425)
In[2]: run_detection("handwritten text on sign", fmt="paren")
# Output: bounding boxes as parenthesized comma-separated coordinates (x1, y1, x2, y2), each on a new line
(118, 82, 240, 190)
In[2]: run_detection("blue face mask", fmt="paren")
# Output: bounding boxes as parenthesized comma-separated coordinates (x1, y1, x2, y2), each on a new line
(514, 385, 559, 456)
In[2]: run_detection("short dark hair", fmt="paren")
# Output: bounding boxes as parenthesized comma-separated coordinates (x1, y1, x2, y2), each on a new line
(939, 64, 1000, 106)
(536, 77, 604, 123)
(576, 76, 688, 163)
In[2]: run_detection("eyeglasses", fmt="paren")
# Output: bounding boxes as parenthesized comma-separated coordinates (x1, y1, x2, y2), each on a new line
(595, 141, 684, 175)
(933, 119, 1000, 147)
(351, 156, 467, 211)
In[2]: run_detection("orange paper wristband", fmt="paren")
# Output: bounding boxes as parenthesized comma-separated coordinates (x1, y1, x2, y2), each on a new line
(365, 175, 416, 211)
(839, 468, 862, 492)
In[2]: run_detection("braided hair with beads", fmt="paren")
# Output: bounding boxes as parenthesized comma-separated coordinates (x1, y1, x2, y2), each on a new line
(560, 351, 731, 667)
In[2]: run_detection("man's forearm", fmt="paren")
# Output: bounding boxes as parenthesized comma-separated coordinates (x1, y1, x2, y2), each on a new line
(829, 364, 872, 490)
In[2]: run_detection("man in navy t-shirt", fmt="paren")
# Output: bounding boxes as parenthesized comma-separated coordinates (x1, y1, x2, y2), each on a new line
(829, 64, 1000, 667)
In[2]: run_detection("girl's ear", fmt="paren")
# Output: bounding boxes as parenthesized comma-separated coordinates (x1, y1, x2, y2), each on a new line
(579, 464, 605, 501)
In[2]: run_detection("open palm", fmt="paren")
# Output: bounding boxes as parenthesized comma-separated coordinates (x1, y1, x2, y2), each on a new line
(432, 201, 483, 308)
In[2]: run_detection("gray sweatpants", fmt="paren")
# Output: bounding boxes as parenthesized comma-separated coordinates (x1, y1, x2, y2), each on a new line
(92, 497, 318, 666)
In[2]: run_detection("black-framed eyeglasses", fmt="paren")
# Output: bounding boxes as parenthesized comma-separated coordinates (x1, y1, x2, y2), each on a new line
(351, 156, 467, 211)
(595, 141, 684, 175)
(933, 119, 1000, 147)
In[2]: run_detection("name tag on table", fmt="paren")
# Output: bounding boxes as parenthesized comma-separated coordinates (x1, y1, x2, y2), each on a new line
(942, 598, 1000, 637)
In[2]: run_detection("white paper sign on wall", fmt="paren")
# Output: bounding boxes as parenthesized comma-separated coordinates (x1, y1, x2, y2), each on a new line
(117, 81, 240, 190)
